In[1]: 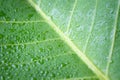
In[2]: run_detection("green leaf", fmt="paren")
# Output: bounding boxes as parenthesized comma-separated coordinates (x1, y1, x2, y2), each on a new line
(0, 0, 120, 80)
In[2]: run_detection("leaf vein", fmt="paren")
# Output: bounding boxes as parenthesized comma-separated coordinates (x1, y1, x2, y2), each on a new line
(83, 0, 98, 53)
(66, 0, 77, 34)
(28, 0, 108, 80)
(0, 38, 60, 46)
(0, 20, 45, 23)
(105, 0, 120, 76)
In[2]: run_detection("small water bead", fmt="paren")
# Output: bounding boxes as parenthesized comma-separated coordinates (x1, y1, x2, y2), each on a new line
(1, 66, 5, 70)
(39, 59, 44, 65)
(45, 57, 51, 62)
(59, 63, 68, 69)
(19, 64, 24, 68)
(50, 73, 55, 77)
(24, 67, 30, 72)
(43, 71, 49, 77)
(0, 76, 4, 80)
(110, 9, 114, 14)
(14, 9, 17, 12)
(12, 18, 16, 21)
(40, 70, 44, 74)
(48, 46, 53, 51)
(3, 45, 7, 49)
(1, 60, 5, 64)
(5, 72, 9, 75)
(31, 77, 37, 80)
(40, 70, 47, 76)
(6, 76, 11, 80)
(11, 64, 16, 68)
(5, 16, 11, 21)
(0, 53, 3, 57)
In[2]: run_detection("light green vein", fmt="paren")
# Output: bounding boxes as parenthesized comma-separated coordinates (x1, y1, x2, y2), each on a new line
(0, 20, 45, 23)
(66, 0, 77, 34)
(0, 38, 60, 46)
(105, 0, 120, 77)
(28, 0, 108, 80)
(83, 0, 97, 53)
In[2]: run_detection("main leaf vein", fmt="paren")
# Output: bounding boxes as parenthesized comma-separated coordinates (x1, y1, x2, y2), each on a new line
(28, 0, 108, 80)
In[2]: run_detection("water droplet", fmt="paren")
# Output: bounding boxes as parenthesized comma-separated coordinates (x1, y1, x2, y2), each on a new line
(13, 18, 16, 21)
(5, 72, 9, 75)
(7, 76, 10, 79)
(14, 9, 17, 12)
(45, 58, 50, 62)
(43, 71, 49, 76)
(3, 45, 7, 49)
(0, 76, 4, 80)
(48, 3, 51, 6)
(39, 59, 44, 64)
(21, 44, 25, 49)
(58, 63, 67, 69)
(20, 64, 23, 67)
(48, 46, 53, 51)
(5, 16, 11, 21)
(1, 60, 5, 64)
(110, 9, 114, 14)
(31, 77, 37, 80)
(50, 73, 55, 77)
(11, 64, 16, 68)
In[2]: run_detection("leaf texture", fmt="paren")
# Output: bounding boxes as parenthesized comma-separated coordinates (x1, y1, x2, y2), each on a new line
(0, 0, 120, 80)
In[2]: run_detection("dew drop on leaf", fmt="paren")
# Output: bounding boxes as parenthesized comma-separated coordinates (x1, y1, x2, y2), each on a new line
(0, 76, 4, 80)
(45, 57, 50, 62)
(1, 60, 5, 64)
(31, 77, 37, 80)
(50, 73, 55, 77)
(3, 45, 7, 49)
(14, 9, 16, 12)
(58, 63, 67, 69)
(43, 71, 49, 77)
(12, 18, 16, 21)
(39, 59, 44, 64)
(11, 64, 16, 68)
(110, 9, 114, 14)
(40, 70, 44, 74)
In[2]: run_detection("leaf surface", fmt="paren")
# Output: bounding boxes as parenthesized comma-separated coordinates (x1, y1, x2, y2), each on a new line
(0, 0, 120, 80)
